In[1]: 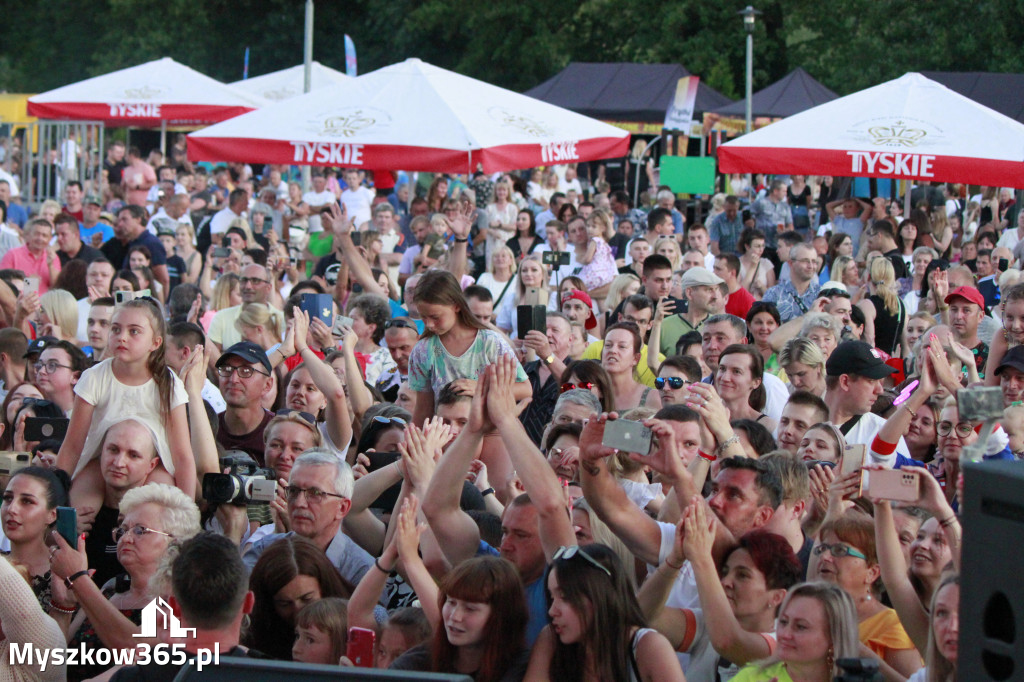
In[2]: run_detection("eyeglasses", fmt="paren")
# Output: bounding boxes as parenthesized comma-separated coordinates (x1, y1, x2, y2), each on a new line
(560, 382, 594, 393)
(285, 485, 346, 503)
(655, 377, 689, 390)
(275, 409, 317, 425)
(792, 258, 818, 266)
(240, 277, 269, 286)
(385, 319, 417, 331)
(813, 542, 867, 560)
(216, 364, 270, 379)
(33, 360, 73, 374)
(937, 421, 975, 438)
(372, 415, 408, 427)
(552, 545, 611, 577)
(113, 524, 173, 543)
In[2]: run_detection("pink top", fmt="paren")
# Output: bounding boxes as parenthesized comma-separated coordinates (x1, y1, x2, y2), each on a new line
(0, 246, 60, 292)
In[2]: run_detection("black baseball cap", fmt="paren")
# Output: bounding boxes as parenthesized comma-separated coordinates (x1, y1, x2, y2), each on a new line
(24, 336, 58, 359)
(825, 340, 895, 379)
(216, 341, 272, 374)
(995, 346, 1024, 376)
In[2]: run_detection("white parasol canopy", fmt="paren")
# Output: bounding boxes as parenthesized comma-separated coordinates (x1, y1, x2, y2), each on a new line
(27, 57, 266, 127)
(188, 58, 629, 172)
(229, 62, 350, 103)
(718, 72, 1024, 187)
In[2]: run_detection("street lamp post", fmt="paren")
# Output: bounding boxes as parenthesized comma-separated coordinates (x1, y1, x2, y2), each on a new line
(740, 6, 760, 135)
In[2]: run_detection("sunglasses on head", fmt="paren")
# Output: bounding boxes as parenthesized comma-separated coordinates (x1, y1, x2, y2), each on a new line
(552, 545, 611, 577)
(560, 382, 594, 393)
(385, 319, 417, 331)
(372, 416, 408, 427)
(275, 409, 317, 425)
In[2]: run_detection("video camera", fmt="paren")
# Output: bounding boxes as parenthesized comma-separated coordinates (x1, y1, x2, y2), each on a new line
(202, 454, 277, 505)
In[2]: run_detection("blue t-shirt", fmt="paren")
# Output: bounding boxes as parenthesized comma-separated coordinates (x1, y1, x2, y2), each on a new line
(81, 222, 115, 245)
(477, 541, 547, 647)
(7, 203, 28, 228)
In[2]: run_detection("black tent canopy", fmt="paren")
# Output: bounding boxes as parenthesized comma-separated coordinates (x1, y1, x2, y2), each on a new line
(921, 71, 1024, 125)
(712, 67, 838, 118)
(524, 62, 731, 124)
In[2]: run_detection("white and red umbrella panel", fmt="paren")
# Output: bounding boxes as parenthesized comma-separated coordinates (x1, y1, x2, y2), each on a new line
(718, 72, 1024, 187)
(27, 57, 267, 127)
(187, 58, 629, 173)
(229, 62, 351, 103)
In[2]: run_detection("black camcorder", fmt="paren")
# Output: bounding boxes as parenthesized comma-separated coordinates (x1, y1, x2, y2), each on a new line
(202, 455, 277, 505)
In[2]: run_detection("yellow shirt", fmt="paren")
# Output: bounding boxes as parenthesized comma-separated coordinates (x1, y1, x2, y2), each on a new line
(859, 607, 920, 662)
(581, 340, 664, 388)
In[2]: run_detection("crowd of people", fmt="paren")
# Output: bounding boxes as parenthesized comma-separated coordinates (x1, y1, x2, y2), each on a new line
(0, 146, 1009, 682)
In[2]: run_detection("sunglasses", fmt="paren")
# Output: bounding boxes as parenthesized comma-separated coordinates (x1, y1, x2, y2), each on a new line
(372, 416, 408, 427)
(275, 409, 317, 425)
(385, 319, 417, 331)
(552, 545, 611, 577)
(560, 382, 595, 393)
(655, 377, 689, 390)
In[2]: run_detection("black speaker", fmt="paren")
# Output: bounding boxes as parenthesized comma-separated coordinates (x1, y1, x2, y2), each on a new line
(960, 460, 1024, 681)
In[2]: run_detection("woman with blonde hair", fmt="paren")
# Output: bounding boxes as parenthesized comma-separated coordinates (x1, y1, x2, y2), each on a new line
(496, 254, 549, 338)
(831, 255, 863, 302)
(201, 272, 241, 331)
(227, 216, 256, 248)
(175, 222, 202, 284)
(359, 230, 384, 270)
(39, 199, 61, 224)
(485, 180, 517, 269)
(476, 244, 517, 310)
(857, 257, 905, 356)
(653, 236, 682, 271)
(235, 302, 282, 350)
(602, 273, 641, 329)
(36, 288, 78, 342)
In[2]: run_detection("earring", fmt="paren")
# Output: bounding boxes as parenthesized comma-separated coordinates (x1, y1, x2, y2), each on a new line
(826, 645, 834, 672)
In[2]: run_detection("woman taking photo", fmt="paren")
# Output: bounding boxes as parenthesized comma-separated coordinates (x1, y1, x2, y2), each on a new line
(496, 254, 549, 339)
(732, 582, 860, 682)
(746, 302, 782, 374)
(391, 556, 531, 681)
(0, 383, 45, 450)
(0, 466, 69, 612)
(601, 322, 660, 412)
(858, 258, 906, 356)
(526, 543, 684, 682)
(716, 344, 774, 431)
(476, 245, 517, 312)
(738, 228, 775, 298)
(507, 209, 544, 262)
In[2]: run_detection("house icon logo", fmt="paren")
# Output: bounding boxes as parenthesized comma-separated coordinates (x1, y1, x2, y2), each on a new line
(133, 597, 196, 638)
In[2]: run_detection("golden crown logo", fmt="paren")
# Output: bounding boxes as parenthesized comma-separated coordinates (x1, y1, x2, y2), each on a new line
(868, 122, 926, 147)
(322, 111, 376, 138)
(488, 107, 553, 138)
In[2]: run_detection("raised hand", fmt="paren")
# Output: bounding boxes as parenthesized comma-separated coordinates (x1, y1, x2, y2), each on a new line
(681, 496, 716, 563)
(326, 203, 352, 237)
(397, 424, 436, 490)
(394, 495, 427, 563)
(291, 306, 310, 353)
(484, 356, 531, 426)
(633, 418, 687, 483)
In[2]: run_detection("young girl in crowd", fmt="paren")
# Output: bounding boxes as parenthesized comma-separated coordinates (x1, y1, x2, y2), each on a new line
(567, 214, 617, 298)
(292, 598, 349, 665)
(55, 298, 194, 513)
(526, 543, 684, 681)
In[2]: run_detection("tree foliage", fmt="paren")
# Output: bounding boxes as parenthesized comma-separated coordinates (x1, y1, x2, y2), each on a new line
(3, 0, 1024, 99)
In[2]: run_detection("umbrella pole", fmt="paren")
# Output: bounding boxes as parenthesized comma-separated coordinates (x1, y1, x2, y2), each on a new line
(160, 120, 167, 156)
(903, 180, 911, 218)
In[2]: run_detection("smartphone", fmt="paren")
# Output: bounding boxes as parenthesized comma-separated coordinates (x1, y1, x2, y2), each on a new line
(365, 450, 401, 472)
(517, 304, 546, 336)
(24, 417, 69, 442)
(999, 258, 1010, 271)
(23, 277, 40, 295)
(333, 314, 354, 337)
(542, 250, 570, 266)
(299, 293, 334, 327)
(523, 286, 544, 306)
(346, 627, 376, 667)
(840, 444, 866, 496)
(602, 419, 652, 456)
(56, 506, 77, 546)
(864, 469, 920, 502)
(212, 247, 231, 258)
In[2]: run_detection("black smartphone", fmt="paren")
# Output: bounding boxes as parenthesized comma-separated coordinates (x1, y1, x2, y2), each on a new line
(542, 251, 571, 266)
(517, 304, 546, 336)
(602, 419, 652, 456)
(56, 506, 77, 546)
(999, 258, 1010, 271)
(24, 417, 69, 442)
(366, 450, 401, 471)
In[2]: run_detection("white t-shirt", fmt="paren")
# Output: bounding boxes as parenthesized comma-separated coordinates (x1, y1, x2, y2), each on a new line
(73, 359, 190, 476)
(209, 207, 244, 235)
(340, 186, 375, 227)
(303, 190, 337, 232)
(762, 372, 788, 424)
(833, 411, 906, 465)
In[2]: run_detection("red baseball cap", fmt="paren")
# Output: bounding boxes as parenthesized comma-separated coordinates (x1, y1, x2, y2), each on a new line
(561, 289, 597, 330)
(944, 286, 985, 309)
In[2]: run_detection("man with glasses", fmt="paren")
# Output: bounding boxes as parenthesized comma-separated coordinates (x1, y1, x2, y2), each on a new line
(655, 356, 701, 405)
(762, 243, 822, 322)
(216, 342, 276, 464)
(208, 264, 282, 358)
(243, 450, 373, 589)
(35, 340, 88, 414)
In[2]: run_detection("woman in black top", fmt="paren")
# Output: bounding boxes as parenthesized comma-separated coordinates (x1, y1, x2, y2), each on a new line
(857, 257, 905, 356)
(506, 209, 545, 262)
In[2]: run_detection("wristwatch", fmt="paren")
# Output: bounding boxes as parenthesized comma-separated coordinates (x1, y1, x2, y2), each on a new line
(65, 570, 90, 590)
(543, 354, 555, 365)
